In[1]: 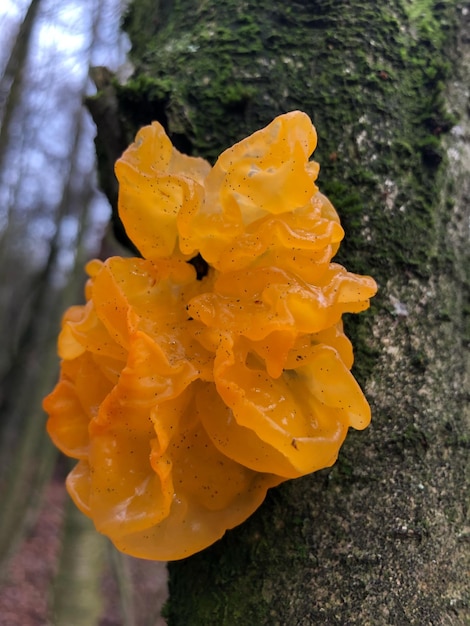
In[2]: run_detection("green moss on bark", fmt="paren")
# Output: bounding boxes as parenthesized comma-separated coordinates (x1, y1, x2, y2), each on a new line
(109, 0, 470, 623)
(121, 0, 456, 280)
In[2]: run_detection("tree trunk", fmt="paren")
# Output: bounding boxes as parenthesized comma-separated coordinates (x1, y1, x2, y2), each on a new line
(97, 0, 469, 622)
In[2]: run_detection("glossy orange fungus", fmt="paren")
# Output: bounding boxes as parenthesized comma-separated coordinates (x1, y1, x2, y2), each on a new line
(44, 111, 377, 560)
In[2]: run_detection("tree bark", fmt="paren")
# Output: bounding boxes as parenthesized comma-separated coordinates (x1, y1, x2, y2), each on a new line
(98, 0, 469, 623)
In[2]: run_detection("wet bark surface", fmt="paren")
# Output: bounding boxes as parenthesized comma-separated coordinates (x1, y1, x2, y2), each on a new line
(88, 1, 470, 623)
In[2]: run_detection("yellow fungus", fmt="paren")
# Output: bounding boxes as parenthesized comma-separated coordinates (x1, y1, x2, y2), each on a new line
(44, 111, 377, 560)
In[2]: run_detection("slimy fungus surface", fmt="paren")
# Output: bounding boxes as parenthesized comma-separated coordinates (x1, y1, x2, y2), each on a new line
(43, 111, 377, 560)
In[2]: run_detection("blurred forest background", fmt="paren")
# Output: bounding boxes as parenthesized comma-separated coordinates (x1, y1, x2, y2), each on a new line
(0, 1, 167, 624)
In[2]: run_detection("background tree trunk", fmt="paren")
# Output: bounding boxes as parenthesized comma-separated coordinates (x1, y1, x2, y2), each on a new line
(0, 4, 165, 623)
(95, 0, 469, 623)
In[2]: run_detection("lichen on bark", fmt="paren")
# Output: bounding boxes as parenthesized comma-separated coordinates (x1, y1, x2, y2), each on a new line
(92, 0, 469, 623)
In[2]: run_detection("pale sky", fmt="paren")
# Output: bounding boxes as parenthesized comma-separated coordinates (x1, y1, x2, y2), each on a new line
(0, 0, 130, 282)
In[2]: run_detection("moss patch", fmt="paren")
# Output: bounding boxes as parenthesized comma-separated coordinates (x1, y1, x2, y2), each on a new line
(120, 0, 457, 286)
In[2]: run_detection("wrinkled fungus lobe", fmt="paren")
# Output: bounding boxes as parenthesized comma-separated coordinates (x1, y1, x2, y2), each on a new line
(44, 111, 377, 560)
